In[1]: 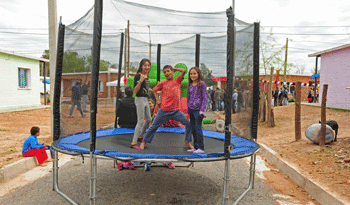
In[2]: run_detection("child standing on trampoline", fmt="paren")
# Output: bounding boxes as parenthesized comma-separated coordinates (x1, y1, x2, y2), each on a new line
(131, 58, 152, 149)
(186, 67, 207, 154)
(22, 126, 52, 166)
(140, 65, 193, 150)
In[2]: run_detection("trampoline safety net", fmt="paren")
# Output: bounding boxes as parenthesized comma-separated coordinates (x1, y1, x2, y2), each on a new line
(57, 0, 257, 148)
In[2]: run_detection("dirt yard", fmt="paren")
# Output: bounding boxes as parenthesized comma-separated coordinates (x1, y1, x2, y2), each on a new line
(0, 104, 349, 204)
(258, 105, 350, 203)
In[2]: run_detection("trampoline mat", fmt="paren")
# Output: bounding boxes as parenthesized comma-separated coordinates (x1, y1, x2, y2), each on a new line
(77, 133, 224, 155)
(52, 128, 259, 159)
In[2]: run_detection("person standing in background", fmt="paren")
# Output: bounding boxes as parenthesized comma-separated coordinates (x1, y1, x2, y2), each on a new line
(81, 81, 90, 112)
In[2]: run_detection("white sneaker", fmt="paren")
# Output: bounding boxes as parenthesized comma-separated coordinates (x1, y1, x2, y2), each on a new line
(193, 149, 204, 154)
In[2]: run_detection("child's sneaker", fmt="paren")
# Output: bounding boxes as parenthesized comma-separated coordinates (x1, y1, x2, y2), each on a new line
(193, 149, 205, 154)
(187, 148, 196, 152)
(122, 161, 135, 169)
(164, 162, 175, 169)
(117, 162, 123, 170)
(69, 115, 74, 118)
(130, 144, 141, 149)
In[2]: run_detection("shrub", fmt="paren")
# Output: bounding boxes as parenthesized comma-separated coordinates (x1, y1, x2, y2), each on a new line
(288, 98, 295, 102)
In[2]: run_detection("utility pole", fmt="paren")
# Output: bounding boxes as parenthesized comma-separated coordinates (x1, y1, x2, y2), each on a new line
(48, 0, 57, 140)
(124, 28, 127, 78)
(127, 20, 130, 78)
(148, 25, 151, 63)
(283, 38, 288, 82)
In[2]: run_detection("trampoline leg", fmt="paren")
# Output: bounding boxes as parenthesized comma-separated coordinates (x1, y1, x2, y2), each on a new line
(251, 154, 257, 189)
(222, 159, 230, 205)
(53, 150, 58, 191)
(232, 154, 257, 205)
(90, 153, 97, 205)
(52, 150, 78, 205)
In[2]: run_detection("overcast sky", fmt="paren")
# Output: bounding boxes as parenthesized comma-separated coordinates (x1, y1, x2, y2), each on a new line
(1, 0, 350, 76)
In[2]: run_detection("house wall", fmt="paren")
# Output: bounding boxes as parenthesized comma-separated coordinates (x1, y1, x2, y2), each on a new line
(62, 73, 135, 99)
(319, 47, 350, 108)
(0, 53, 41, 109)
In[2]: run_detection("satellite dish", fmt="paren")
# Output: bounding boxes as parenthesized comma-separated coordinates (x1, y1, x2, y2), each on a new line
(215, 119, 225, 132)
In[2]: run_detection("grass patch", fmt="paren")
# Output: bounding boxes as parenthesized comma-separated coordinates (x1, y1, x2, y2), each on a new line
(102, 111, 114, 115)
(326, 108, 350, 112)
(0, 129, 11, 131)
(0, 149, 16, 157)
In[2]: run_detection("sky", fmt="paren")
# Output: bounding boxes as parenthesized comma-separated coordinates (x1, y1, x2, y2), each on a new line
(1, 0, 350, 76)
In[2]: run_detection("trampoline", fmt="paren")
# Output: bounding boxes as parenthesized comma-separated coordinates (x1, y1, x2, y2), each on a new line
(52, 127, 259, 161)
(50, 1, 261, 205)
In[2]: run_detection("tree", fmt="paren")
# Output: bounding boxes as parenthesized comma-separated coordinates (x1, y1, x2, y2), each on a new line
(260, 27, 294, 77)
(129, 61, 139, 73)
(43, 50, 112, 74)
(310, 67, 321, 74)
(41, 50, 50, 76)
(295, 64, 306, 74)
(200, 63, 215, 87)
(62, 51, 87, 73)
(85, 56, 111, 72)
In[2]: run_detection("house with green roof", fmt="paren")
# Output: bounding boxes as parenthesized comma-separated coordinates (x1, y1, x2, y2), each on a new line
(0, 50, 49, 110)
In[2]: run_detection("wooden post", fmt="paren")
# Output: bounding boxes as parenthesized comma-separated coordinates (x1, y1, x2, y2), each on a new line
(267, 67, 274, 124)
(267, 82, 270, 122)
(270, 108, 275, 127)
(261, 91, 266, 122)
(320, 84, 329, 146)
(295, 81, 301, 141)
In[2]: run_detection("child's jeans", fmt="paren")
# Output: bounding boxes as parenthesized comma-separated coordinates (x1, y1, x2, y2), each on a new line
(22, 148, 48, 164)
(187, 108, 204, 150)
(143, 109, 191, 143)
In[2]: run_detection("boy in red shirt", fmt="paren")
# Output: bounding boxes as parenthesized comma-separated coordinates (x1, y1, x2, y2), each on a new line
(140, 65, 193, 150)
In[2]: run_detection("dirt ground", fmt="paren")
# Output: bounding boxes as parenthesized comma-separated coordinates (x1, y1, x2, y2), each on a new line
(0, 103, 349, 204)
(258, 105, 350, 203)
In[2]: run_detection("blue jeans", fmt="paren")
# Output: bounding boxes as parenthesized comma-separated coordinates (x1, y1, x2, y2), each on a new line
(237, 102, 241, 112)
(215, 100, 222, 111)
(188, 108, 204, 150)
(143, 109, 191, 143)
(82, 95, 88, 111)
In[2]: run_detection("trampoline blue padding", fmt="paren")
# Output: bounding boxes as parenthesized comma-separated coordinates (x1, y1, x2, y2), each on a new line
(52, 127, 259, 160)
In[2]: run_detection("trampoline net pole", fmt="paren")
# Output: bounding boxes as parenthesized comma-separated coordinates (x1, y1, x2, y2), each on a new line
(222, 159, 231, 205)
(53, 150, 58, 191)
(90, 153, 97, 205)
(224, 6, 234, 159)
(53, 22, 65, 141)
(114, 33, 124, 128)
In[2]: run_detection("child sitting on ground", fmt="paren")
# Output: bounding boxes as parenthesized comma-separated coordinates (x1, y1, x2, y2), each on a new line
(22, 126, 52, 166)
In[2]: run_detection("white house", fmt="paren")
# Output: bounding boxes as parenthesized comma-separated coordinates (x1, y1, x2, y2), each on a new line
(0, 49, 49, 110)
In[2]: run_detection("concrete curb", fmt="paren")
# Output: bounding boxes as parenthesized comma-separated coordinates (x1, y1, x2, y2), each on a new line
(259, 143, 349, 205)
(0, 150, 51, 183)
(0, 105, 50, 113)
(212, 111, 349, 205)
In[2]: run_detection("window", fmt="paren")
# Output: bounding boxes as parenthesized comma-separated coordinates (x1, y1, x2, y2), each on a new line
(98, 80, 104, 92)
(18, 68, 30, 88)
